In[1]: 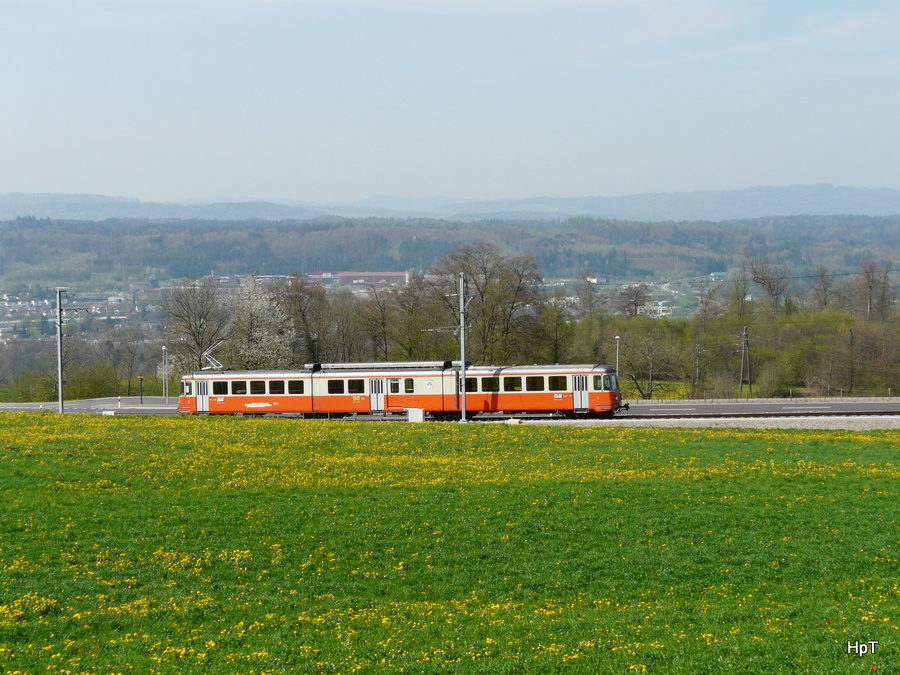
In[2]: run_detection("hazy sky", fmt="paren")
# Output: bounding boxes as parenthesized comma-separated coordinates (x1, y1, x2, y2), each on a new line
(2, 0, 899, 204)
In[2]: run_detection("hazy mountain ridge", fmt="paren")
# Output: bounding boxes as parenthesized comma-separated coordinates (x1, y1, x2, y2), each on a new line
(1, 210, 897, 288)
(3, 185, 900, 222)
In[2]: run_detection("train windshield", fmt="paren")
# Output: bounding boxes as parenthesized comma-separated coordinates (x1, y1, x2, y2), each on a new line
(592, 374, 619, 391)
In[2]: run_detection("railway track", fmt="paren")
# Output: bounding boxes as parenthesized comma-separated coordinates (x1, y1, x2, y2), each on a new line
(523, 406, 900, 430)
(617, 409, 900, 421)
(1, 399, 899, 430)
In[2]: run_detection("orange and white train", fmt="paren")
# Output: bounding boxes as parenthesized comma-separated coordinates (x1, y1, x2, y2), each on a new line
(178, 361, 624, 419)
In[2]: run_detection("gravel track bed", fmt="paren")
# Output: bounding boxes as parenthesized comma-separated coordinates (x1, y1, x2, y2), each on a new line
(524, 416, 900, 430)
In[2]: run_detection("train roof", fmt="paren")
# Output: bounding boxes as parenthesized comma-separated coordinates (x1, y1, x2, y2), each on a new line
(182, 362, 616, 379)
(465, 364, 615, 374)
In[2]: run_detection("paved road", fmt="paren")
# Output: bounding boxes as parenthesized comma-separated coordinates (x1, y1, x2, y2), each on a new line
(0, 396, 179, 415)
(623, 398, 900, 417)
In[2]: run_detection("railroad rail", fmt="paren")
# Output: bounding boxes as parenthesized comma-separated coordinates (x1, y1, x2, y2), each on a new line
(1, 397, 899, 426)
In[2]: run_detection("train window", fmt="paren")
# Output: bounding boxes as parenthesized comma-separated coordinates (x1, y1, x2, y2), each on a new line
(269, 380, 285, 395)
(503, 376, 522, 392)
(213, 381, 228, 396)
(526, 376, 544, 391)
(593, 374, 618, 391)
(250, 380, 266, 395)
(482, 377, 500, 392)
(232, 381, 248, 395)
(465, 377, 478, 393)
(548, 376, 567, 391)
(182, 381, 192, 396)
(288, 380, 304, 394)
(404, 378, 414, 393)
(327, 380, 344, 394)
(348, 379, 365, 394)
(389, 379, 400, 394)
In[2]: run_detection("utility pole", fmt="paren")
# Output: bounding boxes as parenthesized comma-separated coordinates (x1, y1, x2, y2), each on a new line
(458, 272, 469, 423)
(849, 327, 854, 394)
(739, 326, 752, 397)
(422, 274, 471, 421)
(746, 328, 752, 396)
(56, 288, 88, 413)
(56, 289, 65, 414)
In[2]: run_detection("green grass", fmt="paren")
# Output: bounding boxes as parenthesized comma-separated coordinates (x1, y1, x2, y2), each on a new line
(0, 414, 897, 673)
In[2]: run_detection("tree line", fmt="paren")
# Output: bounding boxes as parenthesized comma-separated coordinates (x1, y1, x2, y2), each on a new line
(3, 213, 900, 286)
(161, 243, 897, 400)
(1, 243, 896, 402)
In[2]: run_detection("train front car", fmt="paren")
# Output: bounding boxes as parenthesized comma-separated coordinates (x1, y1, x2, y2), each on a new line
(585, 364, 624, 417)
(460, 363, 623, 418)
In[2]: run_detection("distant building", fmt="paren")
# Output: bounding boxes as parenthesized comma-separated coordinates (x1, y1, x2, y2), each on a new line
(637, 300, 673, 318)
(307, 271, 409, 287)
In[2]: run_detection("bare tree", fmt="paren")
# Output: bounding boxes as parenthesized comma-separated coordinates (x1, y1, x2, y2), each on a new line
(613, 283, 650, 317)
(275, 276, 330, 364)
(808, 266, 835, 311)
(327, 289, 370, 362)
(275, 277, 372, 364)
(162, 278, 230, 372)
(750, 257, 792, 315)
(390, 273, 451, 360)
(726, 260, 753, 319)
(573, 270, 603, 320)
(571, 270, 607, 362)
(101, 326, 147, 395)
(529, 287, 574, 364)
(857, 259, 894, 321)
(430, 243, 541, 364)
(620, 331, 679, 400)
(693, 277, 721, 333)
(364, 285, 393, 361)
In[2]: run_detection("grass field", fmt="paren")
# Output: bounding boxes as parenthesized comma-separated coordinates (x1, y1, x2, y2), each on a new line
(0, 413, 898, 674)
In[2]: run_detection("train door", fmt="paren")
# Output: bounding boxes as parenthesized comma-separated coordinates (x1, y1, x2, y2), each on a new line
(573, 374, 588, 411)
(370, 378, 386, 412)
(196, 380, 210, 413)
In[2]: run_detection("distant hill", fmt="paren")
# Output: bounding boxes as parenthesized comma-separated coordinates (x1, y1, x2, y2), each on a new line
(0, 193, 323, 221)
(3, 185, 900, 222)
(432, 185, 900, 221)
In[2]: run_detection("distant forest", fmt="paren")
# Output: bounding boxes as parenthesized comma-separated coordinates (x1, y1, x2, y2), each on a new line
(1, 214, 899, 287)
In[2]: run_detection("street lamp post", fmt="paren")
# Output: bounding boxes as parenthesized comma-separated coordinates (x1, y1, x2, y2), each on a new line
(615, 335, 620, 374)
(162, 345, 168, 404)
